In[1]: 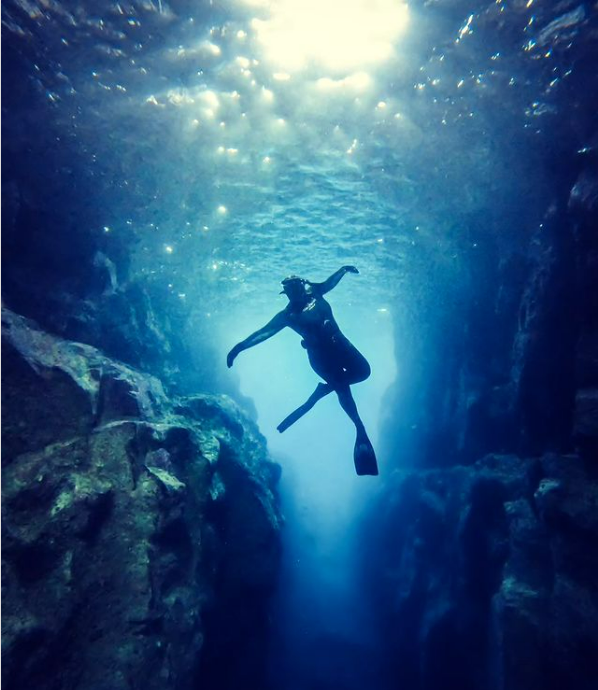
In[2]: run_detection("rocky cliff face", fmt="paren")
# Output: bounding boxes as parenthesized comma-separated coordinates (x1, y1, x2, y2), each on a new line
(362, 453, 598, 690)
(2, 178, 230, 402)
(384, 151, 598, 468)
(374, 141, 598, 688)
(1, 308, 281, 690)
(2, 170, 239, 404)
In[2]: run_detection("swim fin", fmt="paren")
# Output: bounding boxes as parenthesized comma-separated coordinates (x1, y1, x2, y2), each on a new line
(354, 436, 378, 476)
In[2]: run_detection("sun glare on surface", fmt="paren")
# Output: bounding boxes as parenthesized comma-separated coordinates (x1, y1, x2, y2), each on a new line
(246, 0, 410, 73)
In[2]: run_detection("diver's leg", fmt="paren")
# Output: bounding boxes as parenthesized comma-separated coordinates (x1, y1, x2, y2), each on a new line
(341, 343, 371, 384)
(277, 382, 333, 433)
(336, 384, 378, 476)
(276, 345, 337, 433)
(336, 384, 366, 434)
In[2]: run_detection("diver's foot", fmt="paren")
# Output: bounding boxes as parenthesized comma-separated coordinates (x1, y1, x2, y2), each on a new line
(353, 436, 378, 476)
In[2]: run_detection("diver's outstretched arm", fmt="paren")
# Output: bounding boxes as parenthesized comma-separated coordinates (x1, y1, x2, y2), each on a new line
(312, 265, 359, 295)
(227, 311, 287, 367)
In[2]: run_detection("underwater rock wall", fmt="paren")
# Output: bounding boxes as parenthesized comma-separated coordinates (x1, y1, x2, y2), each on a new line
(1, 308, 281, 690)
(384, 150, 598, 467)
(375, 149, 598, 689)
(2, 190, 225, 400)
(2, 161, 231, 401)
(362, 453, 598, 690)
(568, 154, 598, 461)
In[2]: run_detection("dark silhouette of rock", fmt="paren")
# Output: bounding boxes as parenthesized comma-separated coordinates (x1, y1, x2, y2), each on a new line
(1, 308, 281, 690)
(383, 150, 598, 468)
(1, 169, 254, 414)
(361, 453, 598, 690)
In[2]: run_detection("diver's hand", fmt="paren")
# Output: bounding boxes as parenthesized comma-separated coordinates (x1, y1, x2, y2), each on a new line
(227, 345, 241, 368)
(343, 265, 359, 274)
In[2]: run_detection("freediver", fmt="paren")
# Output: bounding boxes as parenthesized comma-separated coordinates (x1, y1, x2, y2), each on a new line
(226, 266, 378, 476)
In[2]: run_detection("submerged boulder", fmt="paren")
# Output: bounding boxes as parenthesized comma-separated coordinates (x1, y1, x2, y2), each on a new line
(362, 453, 598, 690)
(1, 308, 281, 690)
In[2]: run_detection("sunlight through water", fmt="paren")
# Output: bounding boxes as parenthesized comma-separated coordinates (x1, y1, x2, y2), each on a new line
(245, 0, 410, 73)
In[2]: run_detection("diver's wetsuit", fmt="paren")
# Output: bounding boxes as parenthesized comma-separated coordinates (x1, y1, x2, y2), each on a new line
(285, 282, 371, 388)
(226, 267, 378, 475)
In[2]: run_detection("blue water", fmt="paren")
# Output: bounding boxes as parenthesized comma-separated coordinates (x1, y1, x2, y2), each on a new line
(4, 0, 574, 319)
(237, 312, 394, 687)
(2, 0, 596, 688)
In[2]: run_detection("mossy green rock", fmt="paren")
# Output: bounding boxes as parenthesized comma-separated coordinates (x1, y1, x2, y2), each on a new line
(1, 308, 281, 690)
